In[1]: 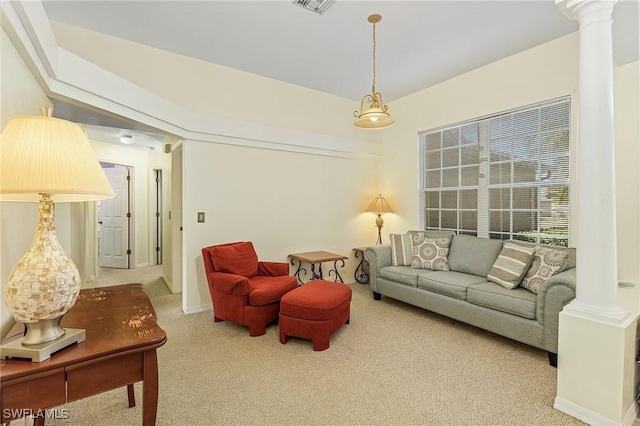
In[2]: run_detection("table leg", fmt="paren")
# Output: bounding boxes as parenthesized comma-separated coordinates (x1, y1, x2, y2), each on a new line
(354, 251, 370, 284)
(142, 349, 159, 426)
(328, 259, 346, 283)
(310, 262, 324, 280)
(128, 383, 136, 407)
(291, 258, 307, 285)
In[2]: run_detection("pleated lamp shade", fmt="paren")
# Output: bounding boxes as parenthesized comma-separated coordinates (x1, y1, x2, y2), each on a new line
(366, 194, 393, 214)
(0, 114, 115, 202)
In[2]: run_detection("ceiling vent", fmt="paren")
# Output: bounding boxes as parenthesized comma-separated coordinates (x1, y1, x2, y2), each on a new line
(293, 0, 334, 15)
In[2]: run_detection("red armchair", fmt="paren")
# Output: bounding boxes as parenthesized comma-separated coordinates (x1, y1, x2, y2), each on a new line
(202, 241, 297, 336)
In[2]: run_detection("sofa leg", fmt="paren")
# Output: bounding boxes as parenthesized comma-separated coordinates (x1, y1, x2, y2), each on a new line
(548, 352, 557, 367)
(373, 292, 382, 301)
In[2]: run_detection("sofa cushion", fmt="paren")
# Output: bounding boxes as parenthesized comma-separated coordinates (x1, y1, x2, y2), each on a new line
(408, 230, 456, 240)
(447, 235, 504, 277)
(248, 275, 298, 306)
(417, 271, 489, 301)
(212, 242, 259, 278)
(521, 246, 570, 294)
(487, 242, 536, 289)
(280, 280, 352, 320)
(390, 233, 416, 266)
(467, 282, 537, 320)
(410, 235, 452, 271)
(380, 266, 431, 287)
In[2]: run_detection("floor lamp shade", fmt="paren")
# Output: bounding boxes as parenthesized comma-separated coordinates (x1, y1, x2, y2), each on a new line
(0, 112, 115, 349)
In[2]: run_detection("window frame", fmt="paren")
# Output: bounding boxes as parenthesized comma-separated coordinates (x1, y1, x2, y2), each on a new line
(418, 96, 571, 246)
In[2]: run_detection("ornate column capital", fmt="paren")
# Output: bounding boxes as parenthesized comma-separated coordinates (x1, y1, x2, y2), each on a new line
(555, 0, 617, 21)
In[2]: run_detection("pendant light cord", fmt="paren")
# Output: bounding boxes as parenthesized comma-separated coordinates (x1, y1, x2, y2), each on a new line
(372, 20, 377, 93)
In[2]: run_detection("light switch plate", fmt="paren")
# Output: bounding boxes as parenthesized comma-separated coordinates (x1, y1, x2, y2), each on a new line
(197, 212, 205, 223)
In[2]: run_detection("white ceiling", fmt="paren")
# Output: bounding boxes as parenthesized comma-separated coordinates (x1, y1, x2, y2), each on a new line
(41, 0, 639, 148)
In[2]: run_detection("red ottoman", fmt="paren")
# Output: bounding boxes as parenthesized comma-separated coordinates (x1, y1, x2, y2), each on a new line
(279, 280, 352, 351)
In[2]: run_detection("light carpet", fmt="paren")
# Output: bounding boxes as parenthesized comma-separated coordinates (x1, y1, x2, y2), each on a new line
(45, 265, 586, 426)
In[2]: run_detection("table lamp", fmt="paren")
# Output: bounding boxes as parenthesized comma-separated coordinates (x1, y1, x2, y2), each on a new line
(0, 107, 115, 361)
(366, 194, 392, 245)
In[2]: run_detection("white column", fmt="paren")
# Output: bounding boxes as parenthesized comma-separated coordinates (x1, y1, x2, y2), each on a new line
(554, 2, 638, 424)
(557, 0, 628, 323)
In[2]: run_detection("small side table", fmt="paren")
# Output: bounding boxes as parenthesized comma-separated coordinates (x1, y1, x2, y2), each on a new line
(288, 251, 348, 285)
(352, 247, 370, 284)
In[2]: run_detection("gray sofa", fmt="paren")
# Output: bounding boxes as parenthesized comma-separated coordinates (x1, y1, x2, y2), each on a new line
(364, 231, 576, 366)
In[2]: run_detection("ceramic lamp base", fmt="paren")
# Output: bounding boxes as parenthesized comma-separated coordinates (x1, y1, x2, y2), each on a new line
(4, 195, 81, 346)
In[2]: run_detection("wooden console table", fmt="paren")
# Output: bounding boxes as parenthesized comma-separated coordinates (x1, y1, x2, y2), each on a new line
(289, 251, 348, 285)
(0, 284, 167, 425)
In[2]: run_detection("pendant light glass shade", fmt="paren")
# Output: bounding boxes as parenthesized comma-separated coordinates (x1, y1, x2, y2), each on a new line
(354, 14, 395, 130)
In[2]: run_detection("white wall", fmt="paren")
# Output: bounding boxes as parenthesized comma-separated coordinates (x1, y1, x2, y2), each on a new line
(183, 140, 378, 312)
(0, 27, 57, 337)
(614, 60, 640, 286)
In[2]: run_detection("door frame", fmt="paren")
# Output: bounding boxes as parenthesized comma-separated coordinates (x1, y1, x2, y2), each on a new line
(87, 161, 134, 275)
(98, 163, 132, 269)
(151, 168, 163, 266)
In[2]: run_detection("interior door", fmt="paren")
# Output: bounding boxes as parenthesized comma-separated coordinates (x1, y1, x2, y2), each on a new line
(99, 164, 130, 268)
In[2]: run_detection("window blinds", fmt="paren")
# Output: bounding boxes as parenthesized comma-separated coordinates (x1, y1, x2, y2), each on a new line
(419, 97, 571, 246)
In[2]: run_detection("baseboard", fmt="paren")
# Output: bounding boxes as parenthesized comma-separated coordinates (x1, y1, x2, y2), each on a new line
(622, 401, 639, 426)
(183, 304, 213, 315)
(554, 396, 638, 426)
(160, 273, 181, 294)
(137, 262, 150, 268)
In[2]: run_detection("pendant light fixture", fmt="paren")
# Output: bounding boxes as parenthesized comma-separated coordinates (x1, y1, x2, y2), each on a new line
(354, 14, 395, 130)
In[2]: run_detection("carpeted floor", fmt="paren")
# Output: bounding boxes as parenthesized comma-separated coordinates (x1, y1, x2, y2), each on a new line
(44, 265, 587, 426)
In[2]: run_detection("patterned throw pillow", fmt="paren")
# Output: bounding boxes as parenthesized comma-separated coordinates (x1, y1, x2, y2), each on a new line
(410, 235, 452, 271)
(487, 242, 536, 289)
(521, 247, 570, 294)
(389, 233, 415, 266)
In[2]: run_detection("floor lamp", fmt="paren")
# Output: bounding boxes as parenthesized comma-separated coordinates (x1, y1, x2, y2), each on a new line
(0, 108, 115, 362)
(366, 194, 393, 245)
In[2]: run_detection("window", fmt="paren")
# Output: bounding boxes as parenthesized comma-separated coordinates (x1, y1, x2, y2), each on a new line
(419, 97, 571, 246)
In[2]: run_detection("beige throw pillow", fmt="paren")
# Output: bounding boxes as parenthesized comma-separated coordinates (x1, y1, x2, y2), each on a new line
(521, 247, 570, 294)
(389, 233, 415, 266)
(410, 235, 451, 271)
(487, 242, 536, 289)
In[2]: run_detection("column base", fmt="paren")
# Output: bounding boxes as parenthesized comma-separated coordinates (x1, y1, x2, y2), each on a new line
(562, 299, 630, 326)
(554, 396, 638, 426)
(555, 309, 638, 425)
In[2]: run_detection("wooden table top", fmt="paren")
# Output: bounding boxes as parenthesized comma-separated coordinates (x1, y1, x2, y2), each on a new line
(0, 283, 167, 381)
(288, 251, 348, 263)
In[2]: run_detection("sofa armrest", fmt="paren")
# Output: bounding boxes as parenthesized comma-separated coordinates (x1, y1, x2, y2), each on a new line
(207, 272, 251, 296)
(536, 267, 576, 353)
(258, 261, 289, 277)
(365, 244, 392, 293)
